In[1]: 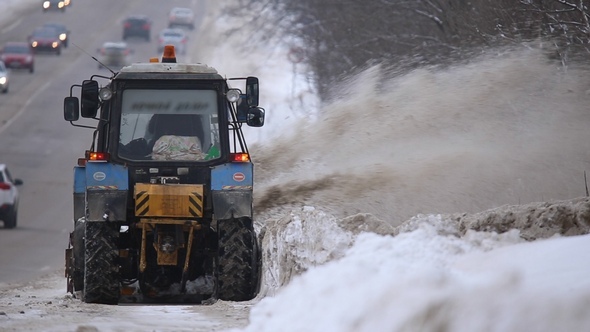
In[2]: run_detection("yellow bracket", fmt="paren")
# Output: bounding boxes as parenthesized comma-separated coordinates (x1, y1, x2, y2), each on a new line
(138, 219, 202, 273)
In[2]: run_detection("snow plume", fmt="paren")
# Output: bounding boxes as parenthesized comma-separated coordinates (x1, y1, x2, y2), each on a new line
(247, 45, 590, 299)
(195, 6, 590, 330)
(253, 47, 590, 226)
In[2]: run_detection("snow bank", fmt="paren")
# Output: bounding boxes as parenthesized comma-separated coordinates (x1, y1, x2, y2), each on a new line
(234, 216, 590, 332)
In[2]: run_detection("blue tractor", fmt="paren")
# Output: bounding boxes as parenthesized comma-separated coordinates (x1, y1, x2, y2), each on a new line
(64, 46, 265, 304)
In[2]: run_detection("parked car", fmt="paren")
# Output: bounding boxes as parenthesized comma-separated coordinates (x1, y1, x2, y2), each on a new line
(0, 164, 23, 229)
(122, 15, 151, 41)
(157, 28, 188, 54)
(97, 42, 133, 70)
(42, 0, 66, 12)
(42, 22, 70, 48)
(0, 61, 9, 93)
(0, 42, 34, 73)
(168, 7, 195, 30)
(29, 26, 62, 55)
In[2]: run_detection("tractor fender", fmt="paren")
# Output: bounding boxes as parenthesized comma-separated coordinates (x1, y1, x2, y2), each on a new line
(211, 163, 253, 220)
(85, 163, 129, 222)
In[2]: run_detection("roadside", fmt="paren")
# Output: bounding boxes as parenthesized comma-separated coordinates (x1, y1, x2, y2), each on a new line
(0, 1, 37, 35)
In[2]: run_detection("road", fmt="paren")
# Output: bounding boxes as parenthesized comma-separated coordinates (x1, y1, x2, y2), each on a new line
(0, 0, 208, 285)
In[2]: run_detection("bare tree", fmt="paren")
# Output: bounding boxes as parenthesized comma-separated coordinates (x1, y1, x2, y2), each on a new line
(222, 0, 590, 101)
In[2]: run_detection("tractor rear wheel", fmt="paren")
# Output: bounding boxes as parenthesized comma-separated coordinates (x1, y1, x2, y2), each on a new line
(83, 221, 120, 304)
(216, 217, 260, 301)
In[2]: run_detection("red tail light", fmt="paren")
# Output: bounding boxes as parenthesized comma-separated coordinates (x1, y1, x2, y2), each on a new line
(142, 24, 150, 30)
(0, 183, 11, 190)
(230, 153, 250, 162)
(85, 151, 110, 161)
(124, 23, 131, 28)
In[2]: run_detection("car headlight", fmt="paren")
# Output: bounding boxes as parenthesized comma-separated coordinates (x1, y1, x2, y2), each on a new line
(60, 33, 67, 41)
(43, 1, 50, 9)
(0, 77, 7, 84)
(31, 41, 38, 47)
(52, 42, 59, 48)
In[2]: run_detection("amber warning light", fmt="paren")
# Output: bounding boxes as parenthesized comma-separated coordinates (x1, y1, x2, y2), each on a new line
(162, 45, 177, 63)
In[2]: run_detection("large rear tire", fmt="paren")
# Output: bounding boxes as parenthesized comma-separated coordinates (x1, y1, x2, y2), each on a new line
(83, 221, 120, 304)
(216, 217, 260, 301)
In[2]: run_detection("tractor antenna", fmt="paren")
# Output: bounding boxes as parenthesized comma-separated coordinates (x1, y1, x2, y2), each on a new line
(72, 42, 116, 76)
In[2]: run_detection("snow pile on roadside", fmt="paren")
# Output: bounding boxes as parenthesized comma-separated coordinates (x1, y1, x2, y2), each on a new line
(258, 197, 590, 298)
(450, 196, 590, 239)
(257, 206, 354, 297)
(234, 214, 590, 332)
(254, 197, 590, 300)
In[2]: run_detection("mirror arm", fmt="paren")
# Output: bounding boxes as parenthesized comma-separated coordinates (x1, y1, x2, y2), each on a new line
(69, 121, 96, 129)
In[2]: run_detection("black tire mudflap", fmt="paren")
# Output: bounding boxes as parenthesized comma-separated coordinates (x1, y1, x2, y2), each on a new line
(72, 218, 85, 293)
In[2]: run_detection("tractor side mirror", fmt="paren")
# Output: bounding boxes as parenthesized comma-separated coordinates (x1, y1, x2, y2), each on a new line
(236, 95, 249, 122)
(64, 96, 80, 121)
(80, 80, 99, 118)
(245, 76, 259, 107)
(246, 107, 265, 127)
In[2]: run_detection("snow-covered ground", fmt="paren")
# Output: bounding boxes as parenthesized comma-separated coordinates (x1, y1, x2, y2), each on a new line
(2, 1, 590, 331)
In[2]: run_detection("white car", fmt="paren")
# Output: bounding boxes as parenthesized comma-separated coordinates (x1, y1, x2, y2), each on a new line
(0, 61, 9, 93)
(97, 42, 133, 70)
(168, 7, 195, 30)
(0, 164, 23, 229)
(157, 28, 188, 55)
